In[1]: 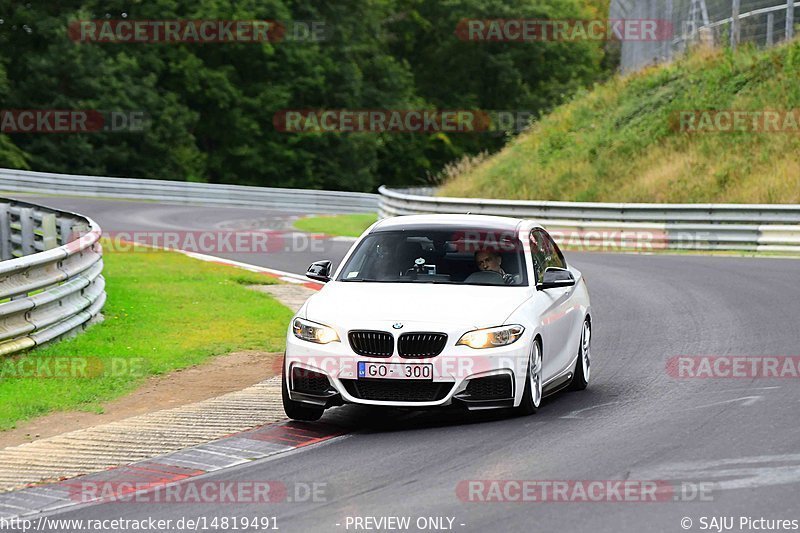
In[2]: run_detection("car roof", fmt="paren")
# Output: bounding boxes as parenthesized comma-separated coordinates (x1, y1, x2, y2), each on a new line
(371, 214, 541, 233)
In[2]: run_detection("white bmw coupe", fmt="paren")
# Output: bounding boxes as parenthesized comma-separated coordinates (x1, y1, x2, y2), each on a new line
(282, 214, 592, 421)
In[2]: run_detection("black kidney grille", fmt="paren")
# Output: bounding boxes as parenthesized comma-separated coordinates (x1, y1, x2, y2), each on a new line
(341, 379, 452, 402)
(348, 330, 394, 357)
(398, 332, 448, 358)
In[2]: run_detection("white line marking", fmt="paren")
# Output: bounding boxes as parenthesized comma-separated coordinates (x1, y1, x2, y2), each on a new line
(632, 453, 800, 492)
(691, 395, 763, 409)
(178, 250, 319, 283)
(560, 401, 619, 419)
(703, 386, 780, 393)
(279, 276, 307, 284)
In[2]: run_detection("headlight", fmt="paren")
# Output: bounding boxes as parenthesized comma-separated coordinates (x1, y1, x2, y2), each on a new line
(293, 318, 340, 344)
(456, 325, 524, 349)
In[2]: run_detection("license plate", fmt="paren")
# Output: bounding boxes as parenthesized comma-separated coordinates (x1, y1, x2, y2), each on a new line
(357, 362, 433, 381)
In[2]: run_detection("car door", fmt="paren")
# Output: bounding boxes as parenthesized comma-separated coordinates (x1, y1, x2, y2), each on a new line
(545, 230, 585, 364)
(532, 229, 579, 382)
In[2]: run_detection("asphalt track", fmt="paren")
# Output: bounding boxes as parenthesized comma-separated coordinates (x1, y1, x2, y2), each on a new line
(9, 196, 800, 533)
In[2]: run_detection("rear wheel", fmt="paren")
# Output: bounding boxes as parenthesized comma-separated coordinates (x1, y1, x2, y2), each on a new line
(569, 318, 591, 391)
(282, 362, 325, 421)
(516, 339, 542, 415)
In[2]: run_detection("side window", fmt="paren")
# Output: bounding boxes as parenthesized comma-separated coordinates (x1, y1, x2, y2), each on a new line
(529, 230, 547, 284)
(531, 229, 566, 283)
(539, 230, 566, 270)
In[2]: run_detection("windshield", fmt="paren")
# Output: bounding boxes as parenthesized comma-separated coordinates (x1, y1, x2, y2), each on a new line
(337, 229, 528, 286)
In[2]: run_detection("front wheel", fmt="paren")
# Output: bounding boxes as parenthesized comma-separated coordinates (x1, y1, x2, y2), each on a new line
(516, 339, 542, 415)
(282, 362, 325, 421)
(569, 318, 591, 391)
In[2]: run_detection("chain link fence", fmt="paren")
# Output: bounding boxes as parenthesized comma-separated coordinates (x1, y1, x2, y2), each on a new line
(610, 0, 798, 71)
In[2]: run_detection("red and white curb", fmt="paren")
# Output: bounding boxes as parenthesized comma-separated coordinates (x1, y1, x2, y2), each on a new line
(0, 420, 345, 519)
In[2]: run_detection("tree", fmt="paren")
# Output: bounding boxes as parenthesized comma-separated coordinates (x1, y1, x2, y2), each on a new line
(0, 0, 613, 190)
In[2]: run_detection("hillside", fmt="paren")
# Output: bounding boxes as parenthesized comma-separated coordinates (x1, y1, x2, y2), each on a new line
(438, 41, 800, 203)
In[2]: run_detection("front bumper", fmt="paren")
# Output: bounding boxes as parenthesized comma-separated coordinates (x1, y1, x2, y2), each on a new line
(284, 331, 529, 410)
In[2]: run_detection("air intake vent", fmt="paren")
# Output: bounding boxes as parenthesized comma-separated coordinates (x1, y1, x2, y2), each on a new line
(341, 379, 452, 402)
(464, 375, 513, 400)
(291, 367, 332, 395)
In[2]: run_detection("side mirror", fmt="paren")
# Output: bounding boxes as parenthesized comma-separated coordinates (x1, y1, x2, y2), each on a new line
(538, 267, 575, 290)
(306, 260, 332, 283)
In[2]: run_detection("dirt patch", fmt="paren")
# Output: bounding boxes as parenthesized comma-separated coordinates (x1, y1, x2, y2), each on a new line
(0, 350, 282, 449)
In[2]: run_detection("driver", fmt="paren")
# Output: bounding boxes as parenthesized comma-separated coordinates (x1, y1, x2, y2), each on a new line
(371, 239, 401, 278)
(475, 250, 517, 285)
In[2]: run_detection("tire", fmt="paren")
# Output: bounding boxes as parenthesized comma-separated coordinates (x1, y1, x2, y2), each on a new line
(569, 318, 591, 391)
(516, 339, 543, 415)
(282, 361, 325, 421)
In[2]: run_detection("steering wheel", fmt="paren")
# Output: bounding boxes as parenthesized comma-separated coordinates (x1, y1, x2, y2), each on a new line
(485, 270, 517, 285)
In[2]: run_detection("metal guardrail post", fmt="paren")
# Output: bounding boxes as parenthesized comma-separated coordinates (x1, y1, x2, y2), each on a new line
(768, 12, 775, 45)
(0, 204, 8, 261)
(788, 0, 796, 40)
(18, 207, 35, 257)
(38, 212, 58, 251)
(731, 0, 741, 49)
(58, 216, 76, 246)
(664, 0, 674, 61)
(699, 0, 710, 26)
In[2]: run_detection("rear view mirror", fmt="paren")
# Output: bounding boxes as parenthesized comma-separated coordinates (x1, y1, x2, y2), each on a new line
(306, 260, 332, 282)
(538, 267, 575, 290)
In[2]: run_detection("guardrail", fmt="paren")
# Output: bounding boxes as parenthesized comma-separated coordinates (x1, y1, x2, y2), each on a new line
(0, 198, 105, 356)
(0, 168, 378, 214)
(379, 187, 800, 253)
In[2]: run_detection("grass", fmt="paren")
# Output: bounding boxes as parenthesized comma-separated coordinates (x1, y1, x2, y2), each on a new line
(294, 213, 378, 237)
(439, 40, 800, 203)
(0, 242, 293, 431)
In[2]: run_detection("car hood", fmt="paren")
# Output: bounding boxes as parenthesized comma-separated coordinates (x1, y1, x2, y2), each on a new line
(304, 281, 532, 328)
